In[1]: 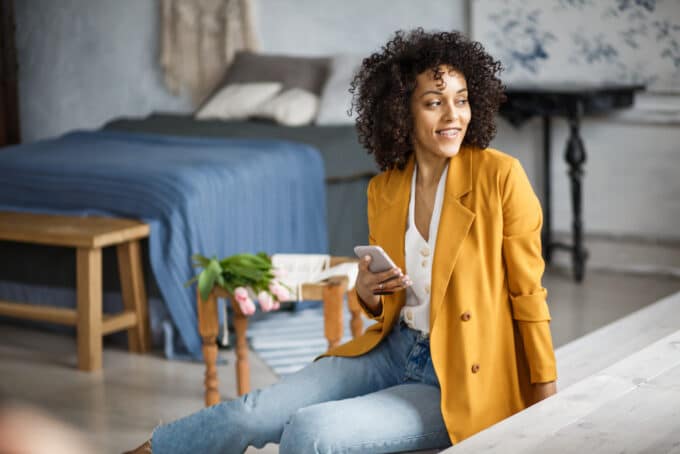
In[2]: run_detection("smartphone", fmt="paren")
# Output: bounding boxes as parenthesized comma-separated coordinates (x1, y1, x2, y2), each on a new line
(353, 245, 398, 273)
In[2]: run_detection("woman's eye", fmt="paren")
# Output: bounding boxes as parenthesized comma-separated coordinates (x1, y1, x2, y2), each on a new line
(456, 99, 468, 106)
(426, 100, 441, 107)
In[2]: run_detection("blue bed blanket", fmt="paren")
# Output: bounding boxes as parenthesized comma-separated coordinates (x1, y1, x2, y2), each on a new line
(0, 130, 328, 358)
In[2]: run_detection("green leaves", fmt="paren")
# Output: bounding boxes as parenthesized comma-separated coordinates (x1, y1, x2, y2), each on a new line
(187, 252, 275, 303)
(196, 257, 222, 302)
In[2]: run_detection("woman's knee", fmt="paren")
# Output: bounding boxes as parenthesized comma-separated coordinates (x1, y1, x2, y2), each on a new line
(279, 405, 338, 454)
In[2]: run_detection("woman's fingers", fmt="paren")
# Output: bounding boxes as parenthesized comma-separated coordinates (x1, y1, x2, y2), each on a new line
(372, 273, 412, 295)
(358, 255, 411, 295)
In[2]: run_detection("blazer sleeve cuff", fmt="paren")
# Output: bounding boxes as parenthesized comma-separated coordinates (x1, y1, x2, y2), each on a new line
(355, 289, 384, 322)
(518, 320, 558, 383)
(511, 289, 551, 322)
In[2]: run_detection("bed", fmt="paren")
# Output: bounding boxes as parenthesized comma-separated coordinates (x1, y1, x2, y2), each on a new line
(0, 130, 330, 358)
(104, 113, 378, 257)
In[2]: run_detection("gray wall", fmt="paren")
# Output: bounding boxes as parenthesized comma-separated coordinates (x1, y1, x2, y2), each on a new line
(254, 0, 466, 56)
(493, 118, 680, 241)
(15, 0, 192, 143)
(16, 0, 465, 143)
(14, 0, 680, 241)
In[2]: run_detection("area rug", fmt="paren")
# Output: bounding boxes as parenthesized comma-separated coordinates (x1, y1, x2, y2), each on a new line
(247, 303, 374, 376)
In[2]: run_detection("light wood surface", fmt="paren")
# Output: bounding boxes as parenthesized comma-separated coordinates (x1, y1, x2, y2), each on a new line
(0, 211, 150, 371)
(0, 211, 149, 248)
(201, 257, 363, 404)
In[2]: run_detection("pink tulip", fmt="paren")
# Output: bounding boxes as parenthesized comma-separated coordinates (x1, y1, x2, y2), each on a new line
(269, 281, 290, 302)
(233, 287, 256, 316)
(238, 296, 256, 316)
(258, 291, 274, 312)
(234, 287, 248, 303)
(273, 268, 287, 278)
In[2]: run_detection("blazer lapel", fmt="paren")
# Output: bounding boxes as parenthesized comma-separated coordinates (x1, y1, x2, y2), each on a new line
(374, 155, 414, 274)
(430, 146, 476, 324)
(372, 156, 414, 317)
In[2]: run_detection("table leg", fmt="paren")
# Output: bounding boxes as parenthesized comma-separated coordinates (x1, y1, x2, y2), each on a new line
(542, 115, 553, 264)
(230, 299, 250, 396)
(565, 100, 589, 282)
(197, 288, 220, 407)
(323, 283, 344, 349)
(347, 289, 363, 339)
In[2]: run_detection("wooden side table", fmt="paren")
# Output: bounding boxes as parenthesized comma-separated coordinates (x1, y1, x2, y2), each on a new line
(197, 256, 362, 407)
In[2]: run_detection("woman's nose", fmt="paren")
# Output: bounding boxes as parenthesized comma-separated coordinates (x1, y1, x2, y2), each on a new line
(442, 101, 458, 121)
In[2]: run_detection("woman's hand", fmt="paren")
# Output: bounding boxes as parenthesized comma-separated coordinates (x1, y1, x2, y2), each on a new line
(355, 255, 412, 312)
(531, 381, 557, 404)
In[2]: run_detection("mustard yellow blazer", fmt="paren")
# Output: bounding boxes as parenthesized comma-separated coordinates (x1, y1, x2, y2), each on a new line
(325, 145, 557, 443)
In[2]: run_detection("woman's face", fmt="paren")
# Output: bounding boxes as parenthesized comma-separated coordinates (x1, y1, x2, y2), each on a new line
(410, 66, 471, 160)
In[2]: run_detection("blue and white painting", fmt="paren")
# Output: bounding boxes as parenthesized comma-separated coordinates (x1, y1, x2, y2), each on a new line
(471, 0, 680, 93)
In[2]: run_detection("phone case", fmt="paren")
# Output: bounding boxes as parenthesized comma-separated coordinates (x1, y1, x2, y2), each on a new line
(353, 245, 397, 273)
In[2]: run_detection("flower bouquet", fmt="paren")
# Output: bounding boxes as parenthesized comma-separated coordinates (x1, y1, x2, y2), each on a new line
(187, 252, 290, 316)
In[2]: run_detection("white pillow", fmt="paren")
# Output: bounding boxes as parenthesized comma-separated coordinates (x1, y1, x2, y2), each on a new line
(315, 54, 363, 125)
(195, 82, 283, 120)
(255, 88, 319, 126)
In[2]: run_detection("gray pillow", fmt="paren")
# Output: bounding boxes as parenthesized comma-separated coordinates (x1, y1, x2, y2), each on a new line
(222, 51, 331, 96)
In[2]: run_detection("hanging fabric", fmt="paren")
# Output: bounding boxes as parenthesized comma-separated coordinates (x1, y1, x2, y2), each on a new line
(160, 0, 259, 105)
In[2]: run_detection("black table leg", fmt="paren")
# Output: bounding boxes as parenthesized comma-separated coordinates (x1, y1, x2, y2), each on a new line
(564, 101, 588, 281)
(542, 115, 552, 264)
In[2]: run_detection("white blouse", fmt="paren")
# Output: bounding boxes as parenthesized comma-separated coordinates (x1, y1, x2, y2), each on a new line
(400, 161, 449, 334)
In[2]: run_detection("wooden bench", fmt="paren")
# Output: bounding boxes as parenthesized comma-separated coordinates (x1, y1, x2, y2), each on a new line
(0, 211, 151, 371)
(197, 257, 363, 406)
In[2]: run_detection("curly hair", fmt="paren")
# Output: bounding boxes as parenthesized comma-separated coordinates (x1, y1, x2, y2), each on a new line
(350, 28, 506, 171)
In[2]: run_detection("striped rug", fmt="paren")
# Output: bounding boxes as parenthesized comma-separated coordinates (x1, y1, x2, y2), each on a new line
(247, 303, 375, 376)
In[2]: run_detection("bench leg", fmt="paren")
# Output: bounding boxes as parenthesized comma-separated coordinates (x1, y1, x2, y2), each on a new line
(117, 240, 150, 353)
(323, 283, 344, 349)
(77, 247, 102, 371)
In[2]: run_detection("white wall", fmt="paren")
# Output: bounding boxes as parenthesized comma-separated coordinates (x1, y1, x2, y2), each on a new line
(14, 0, 680, 241)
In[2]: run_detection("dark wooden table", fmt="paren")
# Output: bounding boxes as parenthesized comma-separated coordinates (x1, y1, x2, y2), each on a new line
(500, 84, 645, 282)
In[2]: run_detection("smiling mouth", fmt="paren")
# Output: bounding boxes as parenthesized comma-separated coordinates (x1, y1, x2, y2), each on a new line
(436, 128, 461, 138)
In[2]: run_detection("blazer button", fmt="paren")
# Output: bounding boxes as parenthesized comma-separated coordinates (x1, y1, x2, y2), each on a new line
(461, 311, 471, 321)
(471, 363, 480, 374)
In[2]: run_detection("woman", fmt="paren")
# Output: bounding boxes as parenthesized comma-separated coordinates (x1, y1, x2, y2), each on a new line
(128, 28, 556, 454)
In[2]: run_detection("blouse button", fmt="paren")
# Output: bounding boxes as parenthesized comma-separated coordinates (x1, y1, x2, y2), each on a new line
(420, 247, 430, 257)
(406, 310, 413, 321)
(425, 284, 431, 294)
(461, 311, 471, 321)
(421, 260, 427, 268)
(471, 363, 480, 374)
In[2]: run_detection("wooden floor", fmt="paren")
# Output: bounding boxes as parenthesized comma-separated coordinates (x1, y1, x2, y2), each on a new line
(1, 264, 680, 454)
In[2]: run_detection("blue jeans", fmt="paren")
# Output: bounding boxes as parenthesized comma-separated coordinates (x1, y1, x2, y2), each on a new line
(151, 320, 452, 453)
